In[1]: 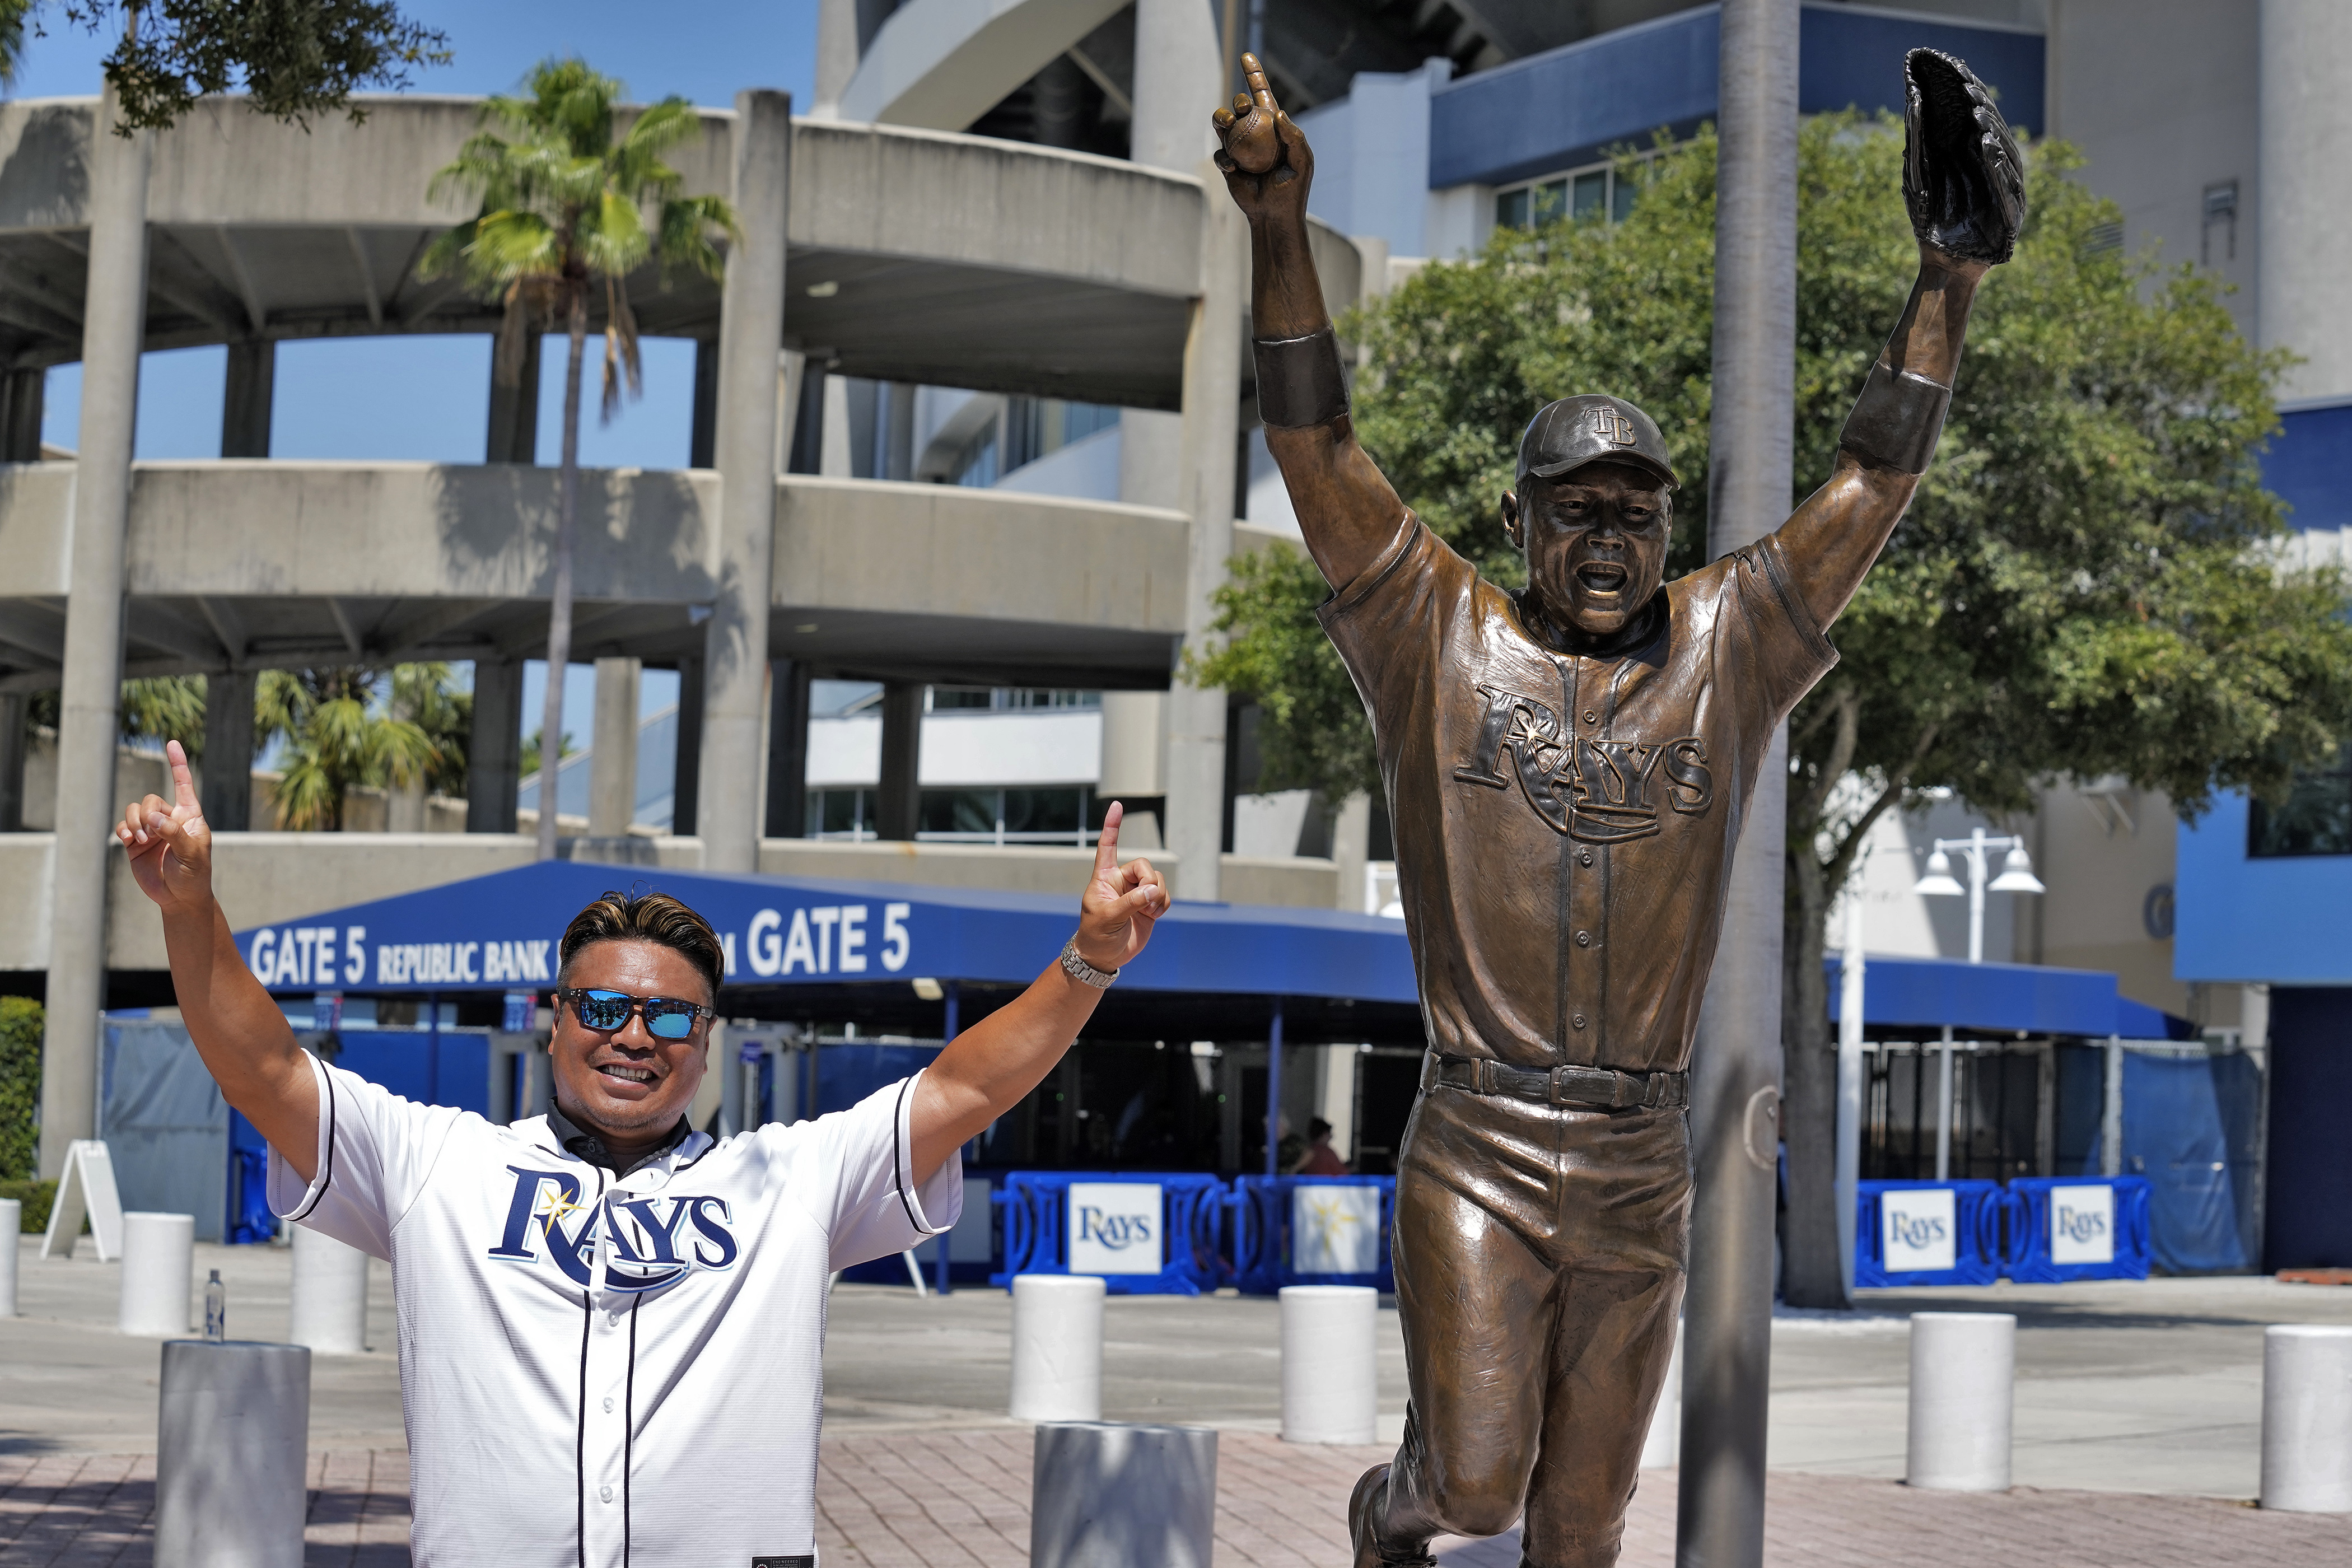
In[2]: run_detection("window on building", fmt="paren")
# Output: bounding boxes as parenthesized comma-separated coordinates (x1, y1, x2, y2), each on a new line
(806, 788, 876, 841)
(1494, 156, 1648, 234)
(2248, 744, 2352, 857)
(917, 786, 1091, 846)
(929, 687, 1100, 712)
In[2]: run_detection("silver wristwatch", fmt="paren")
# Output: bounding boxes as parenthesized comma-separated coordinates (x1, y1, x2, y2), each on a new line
(1059, 938, 1118, 989)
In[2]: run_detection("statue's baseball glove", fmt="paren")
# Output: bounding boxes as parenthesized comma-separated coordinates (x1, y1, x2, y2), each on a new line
(1901, 49, 2026, 265)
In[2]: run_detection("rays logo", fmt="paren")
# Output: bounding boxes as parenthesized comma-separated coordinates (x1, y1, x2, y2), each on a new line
(1889, 1212, 1947, 1250)
(1588, 405, 1639, 447)
(1454, 683, 1712, 842)
(487, 1166, 739, 1291)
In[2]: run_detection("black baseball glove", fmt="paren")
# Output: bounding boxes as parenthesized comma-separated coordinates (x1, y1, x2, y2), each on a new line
(1901, 48, 2026, 265)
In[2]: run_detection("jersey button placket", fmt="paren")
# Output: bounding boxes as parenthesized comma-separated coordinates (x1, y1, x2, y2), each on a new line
(582, 1291, 632, 1568)
(1564, 658, 1611, 1062)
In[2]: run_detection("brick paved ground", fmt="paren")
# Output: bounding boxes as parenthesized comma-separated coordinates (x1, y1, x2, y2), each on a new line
(7, 1435, 2349, 1566)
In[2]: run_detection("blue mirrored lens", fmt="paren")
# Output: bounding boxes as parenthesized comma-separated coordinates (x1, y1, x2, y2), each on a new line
(644, 1004, 698, 1039)
(576, 992, 633, 1030)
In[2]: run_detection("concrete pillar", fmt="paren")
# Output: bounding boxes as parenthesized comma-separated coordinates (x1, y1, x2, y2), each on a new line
(1314, 1043, 1357, 1161)
(1331, 790, 1371, 912)
(883, 381, 917, 480)
(467, 657, 524, 834)
(1030, 1422, 1217, 1568)
(690, 338, 720, 469)
(820, 375, 854, 476)
(2260, 1, 2352, 403)
(1906, 1313, 2015, 1491)
(811, 0, 860, 117)
(120, 1211, 195, 1335)
(220, 338, 273, 458)
(1010, 1274, 1105, 1421)
(200, 670, 254, 832)
(876, 681, 922, 841)
(39, 90, 150, 1178)
(1, 366, 44, 460)
(696, 91, 792, 875)
(1280, 1285, 1378, 1443)
(485, 333, 542, 464)
(764, 659, 810, 838)
(0, 1196, 18, 1314)
(288, 1225, 369, 1354)
(0, 692, 25, 832)
(2261, 1323, 2352, 1511)
(156, 1340, 310, 1568)
(672, 654, 705, 838)
(1678, 2, 1796, 1562)
(587, 656, 641, 837)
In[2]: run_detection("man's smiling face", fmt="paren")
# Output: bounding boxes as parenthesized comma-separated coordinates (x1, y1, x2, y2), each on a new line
(1503, 461, 1673, 641)
(549, 938, 712, 1143)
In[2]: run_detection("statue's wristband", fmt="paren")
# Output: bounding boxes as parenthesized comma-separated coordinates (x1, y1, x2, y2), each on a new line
(1838, 359, 1952, 475)
(1254, 327, 1350, 430)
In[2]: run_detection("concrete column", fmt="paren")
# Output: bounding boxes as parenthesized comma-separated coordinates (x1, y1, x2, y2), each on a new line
(0, 1197, 17, 1314)
(0, 692, 25, 832)
(819, 376, 854, 476)
(1314, 1043, 1357, 1161)
(1906, 1313, 2015, 1491)
(288, 1225, 369, 1354)
(690, 339, 720, 469)
(1331, 790, 1371, 912)
(673, 652, 704, 837)
(876, 681, 923, 841)
(1010, 1274, 1105, 1421)
(1280, 1285, 1378, 1443)
(884, 381, 917, 480)
(220, 338, 273, 458)
(39, 91, 150, 1178)
(1, 367, 43, 461)
(812, 0, 860, 117)
(764, 659, 810, 838)
(1678, 3, 1796, 1564)
(156, 1340, 310, 1568)
(697, 90, 792, 875)
(2260, 1, 2352, 403)
(484, 333, 543, 464)
(2261, 1323, 2352, 1510)
(466, 657, 524, 834)
(587, 656, 641, 837)
(120, 1211, 195, 1334)
(200, 670, 255, 831)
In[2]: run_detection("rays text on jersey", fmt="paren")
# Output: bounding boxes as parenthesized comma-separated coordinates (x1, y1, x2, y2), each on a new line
(489, 1166, 740, 1291)
(1452, 682, 1714, 842)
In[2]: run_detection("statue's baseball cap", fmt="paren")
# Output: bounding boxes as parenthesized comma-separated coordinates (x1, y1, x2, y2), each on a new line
(1516, 394, 1681, 491)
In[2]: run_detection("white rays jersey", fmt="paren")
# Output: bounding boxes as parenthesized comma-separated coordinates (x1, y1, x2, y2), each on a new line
(269, 1052, 960, 1568)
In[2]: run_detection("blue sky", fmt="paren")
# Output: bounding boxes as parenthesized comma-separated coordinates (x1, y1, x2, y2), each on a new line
(10, 1, 816, 745)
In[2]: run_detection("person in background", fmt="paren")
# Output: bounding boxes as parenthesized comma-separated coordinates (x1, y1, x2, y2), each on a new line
(1293, 1116, 1351, 1176)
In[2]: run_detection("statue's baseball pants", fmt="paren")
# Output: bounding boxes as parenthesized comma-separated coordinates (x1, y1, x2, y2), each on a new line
(1365, 1076, 1690, 1568)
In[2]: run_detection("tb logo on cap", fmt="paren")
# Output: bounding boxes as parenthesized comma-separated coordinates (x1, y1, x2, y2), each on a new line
(1588, 406, 1639, 447)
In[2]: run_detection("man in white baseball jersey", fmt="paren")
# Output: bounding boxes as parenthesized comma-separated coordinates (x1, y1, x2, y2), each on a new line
(116, 739, 1166, 1568)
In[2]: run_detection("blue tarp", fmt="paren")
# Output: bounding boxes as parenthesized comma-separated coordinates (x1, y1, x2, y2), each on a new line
(230, 860, 1420, 1003)
(1826, 953, 2195, 1039)
(2118, 1052, 2263, 1272)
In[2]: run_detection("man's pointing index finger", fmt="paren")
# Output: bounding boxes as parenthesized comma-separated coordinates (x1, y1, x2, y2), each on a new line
(1093, 800, 1126, 877)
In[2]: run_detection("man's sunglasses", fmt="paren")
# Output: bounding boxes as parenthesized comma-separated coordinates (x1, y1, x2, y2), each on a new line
(556, 988, 715, 1040)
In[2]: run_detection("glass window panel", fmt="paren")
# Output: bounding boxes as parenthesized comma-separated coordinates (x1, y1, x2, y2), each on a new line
(1496, 187, 1529, 230)
(1612, 171, 1638, 223)
(2249, 744, 2352, 856)
(1002, 787, 1084, 836)
(1572, 170, 1607, 218)
(930, 688, 993, 709)
(1530, 179, 1568, 226)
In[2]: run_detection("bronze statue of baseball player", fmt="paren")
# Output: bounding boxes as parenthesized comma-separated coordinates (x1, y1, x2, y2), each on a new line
(1211, 48, 2022, 1568)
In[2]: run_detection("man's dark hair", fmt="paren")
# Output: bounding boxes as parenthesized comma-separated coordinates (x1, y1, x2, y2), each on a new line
(1309, 1117, 1333, 1140)
(558, 891, 725, 1001)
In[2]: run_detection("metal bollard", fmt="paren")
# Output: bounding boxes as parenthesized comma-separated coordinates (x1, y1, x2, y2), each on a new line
(1010, 1274, 1105, 1422)
(119, 1212, 195, 1336)
(157, 1340, 311, 1568)
(288, 1225, 370, 1354)
(0, 1197, 18, 1317)
(1030, 1421, 1216, 1568)
(2261, 1324, 2352, 1511)
(1906, 1312, 2014, 1491)
(1280, 1285, 1378, 1443)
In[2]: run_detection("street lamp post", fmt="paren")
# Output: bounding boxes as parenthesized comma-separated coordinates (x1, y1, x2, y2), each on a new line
(1912, 828, 2046, 1179)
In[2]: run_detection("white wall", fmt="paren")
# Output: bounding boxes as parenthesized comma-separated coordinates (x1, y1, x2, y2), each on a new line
(805, 706, 1104, 789)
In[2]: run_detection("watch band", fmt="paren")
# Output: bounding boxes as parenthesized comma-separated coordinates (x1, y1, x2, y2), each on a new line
(1059, 938, 1118, 989)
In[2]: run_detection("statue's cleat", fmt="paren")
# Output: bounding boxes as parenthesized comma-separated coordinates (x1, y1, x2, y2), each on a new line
(1349, 1465, 1435, 1568)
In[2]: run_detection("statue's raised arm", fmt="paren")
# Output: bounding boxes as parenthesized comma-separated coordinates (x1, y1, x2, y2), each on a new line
(1212, 54, 1411, 592)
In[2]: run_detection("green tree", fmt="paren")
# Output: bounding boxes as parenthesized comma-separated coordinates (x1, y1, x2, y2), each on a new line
(393, 661, 471, 800)
(257, 665, 445, 830)
(421, 58, 735, 860)
(1197, 115, 2352, 1307)
(518, 725, 575, 786)
(2, 1, 449, 130)
(0, 995, 40, 1180)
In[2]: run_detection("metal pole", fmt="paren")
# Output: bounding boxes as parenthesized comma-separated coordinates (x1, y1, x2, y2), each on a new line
(2100, 1034, 2123, 1177)
(1836, 899, 1866, 1295)
(1263, 1000, 1284, 1177)
(1678, 4, 1798, 1565)
(1966, 829, 1986, 964)
(1935, 1025, 1954, 1182)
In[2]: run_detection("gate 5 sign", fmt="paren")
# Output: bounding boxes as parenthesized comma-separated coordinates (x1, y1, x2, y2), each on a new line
(1880, 1187, 1957, 1273)
(2048, 1183, 2115, 1265)
(1067, 1182, 1161, 1275)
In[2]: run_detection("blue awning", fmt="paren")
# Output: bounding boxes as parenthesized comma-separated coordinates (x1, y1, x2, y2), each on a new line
(1826, 952, 2195, 1039)
(231, 860, 1420, 1004)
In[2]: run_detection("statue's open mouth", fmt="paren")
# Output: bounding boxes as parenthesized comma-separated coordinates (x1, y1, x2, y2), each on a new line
(1577, 562, 1628, 592)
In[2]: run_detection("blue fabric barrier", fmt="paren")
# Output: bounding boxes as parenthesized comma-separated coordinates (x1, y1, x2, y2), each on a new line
(1854, 1179, 2006, 1287)
(2119, 1052, 2262, 1273)
(2004, 1177, 2152, 1282)
(990, 1172, 1226, 1295)
(1225, 1176, 1397, 1295)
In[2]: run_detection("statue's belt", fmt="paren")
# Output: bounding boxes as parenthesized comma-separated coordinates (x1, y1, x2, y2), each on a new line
(1427, 1053, 1689, 1111)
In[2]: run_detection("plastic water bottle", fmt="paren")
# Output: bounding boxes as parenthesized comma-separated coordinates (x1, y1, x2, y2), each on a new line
(203, 1269, 226, 1342)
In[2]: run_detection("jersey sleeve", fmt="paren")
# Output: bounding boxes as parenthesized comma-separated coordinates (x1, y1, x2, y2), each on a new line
(780, 1071, 964, 1271)
(267, 1052, 465, 1262)
(1715, 531, 1842, 718)
(1315, 517, 1472, 726)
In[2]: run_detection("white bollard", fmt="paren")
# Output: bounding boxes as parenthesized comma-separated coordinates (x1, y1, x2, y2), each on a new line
(1639, 1315, 1684, 1469)
(288, 1225, 370, 1354)
(1280, 1285, 1378, 1443)
(119, 1211, 195, 1336)
(2261, 1324, 2352, 1511)
(0, 1197, 19, 1317)
(1906, 1312, 2014, 1491)
(157, 1339, 311, 1567)
(1010, 1274, 1105, 1422)
(1030, 1421, 1217, 1568)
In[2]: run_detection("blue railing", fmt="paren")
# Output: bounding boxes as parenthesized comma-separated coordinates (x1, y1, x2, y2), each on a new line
(1854, 1179, 2008, 1287)
(2003, 1177, 2153, 1283)
(990, 1172, 1228, 1295)
(1226, 1175, 1397, 1294)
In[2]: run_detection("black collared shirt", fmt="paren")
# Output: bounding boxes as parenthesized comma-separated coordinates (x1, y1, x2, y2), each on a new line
(545, 1100, 693, 1176)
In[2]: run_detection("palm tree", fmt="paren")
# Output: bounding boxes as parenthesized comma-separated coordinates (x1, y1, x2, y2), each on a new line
(257, 667, 439, 832)
(421, 59, 736, 858)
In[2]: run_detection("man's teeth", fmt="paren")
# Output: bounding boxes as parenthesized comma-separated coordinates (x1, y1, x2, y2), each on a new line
(600, 1065, 655, 1083)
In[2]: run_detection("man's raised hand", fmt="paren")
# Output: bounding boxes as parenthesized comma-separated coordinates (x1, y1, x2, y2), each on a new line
(117, 739, 214, 919)
(1074, 801, 1165, 974)
(1211, 53, 1311, 221)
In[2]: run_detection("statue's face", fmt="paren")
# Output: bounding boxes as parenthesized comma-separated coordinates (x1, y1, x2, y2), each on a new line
(1502, 462, 1673, 640)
